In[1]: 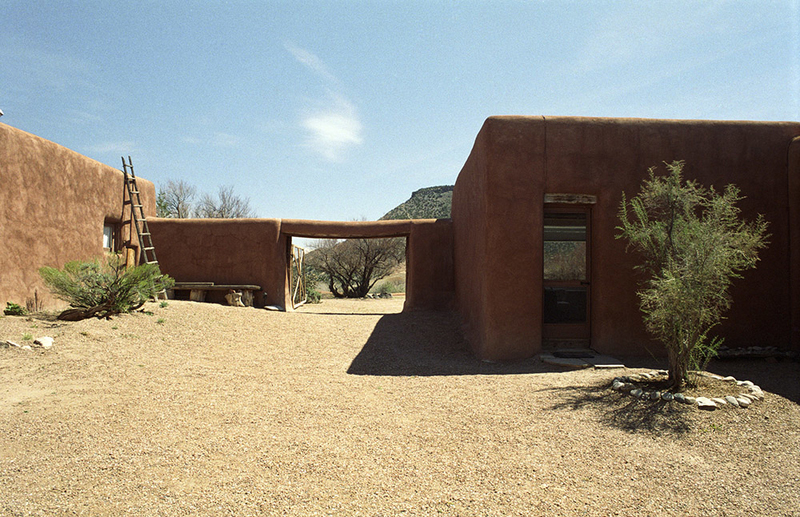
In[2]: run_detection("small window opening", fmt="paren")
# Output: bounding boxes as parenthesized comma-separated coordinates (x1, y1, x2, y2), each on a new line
(103, 222, 118, 252)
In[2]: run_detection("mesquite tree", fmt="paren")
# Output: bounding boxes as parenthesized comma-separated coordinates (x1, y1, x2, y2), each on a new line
(617, 161, 769, 389)
(308, 238, 405, 298)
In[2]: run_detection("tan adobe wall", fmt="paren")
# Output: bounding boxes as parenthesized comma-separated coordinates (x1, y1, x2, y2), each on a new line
(0, 123, 155, 309)
(149, 218, 454, 311)
(282, 218, 454, 310)
(452, 117, 547, 360)
(452, 116, 800, 360)
(148, 218, 286, 308)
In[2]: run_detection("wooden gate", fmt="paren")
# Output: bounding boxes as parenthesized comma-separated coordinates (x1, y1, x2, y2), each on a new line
(290, 244, 307, 309)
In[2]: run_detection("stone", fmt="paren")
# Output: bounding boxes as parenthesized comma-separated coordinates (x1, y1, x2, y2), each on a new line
(661, 392, 674, 401)
(630, 389, 643, 398)
(33, 336, 53, 349)
(225, 290, 245, 307)
(673, 393, 686, 403)
(650, 391, 661, 400)
(21, 345, 32, 350)
(612, 380, 624, 391)
(619, 383, 635, 392)
(2, 340, 21, 348)
(712, 397, 727, 406)
(724, 395, 740, 407)
(683, 396, 696, 404)
(722, 376, 737, 383)
(736, 396, 751, 408)
(696, 397, 717, 410)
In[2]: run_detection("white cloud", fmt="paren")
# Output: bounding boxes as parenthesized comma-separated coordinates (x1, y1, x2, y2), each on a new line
(302, 97, 363, 162)
(284, 42, 340, 85)
(285, 43, 365, 162)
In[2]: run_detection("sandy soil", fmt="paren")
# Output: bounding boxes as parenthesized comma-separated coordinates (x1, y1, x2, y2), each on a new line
(1, 298, 799, 516)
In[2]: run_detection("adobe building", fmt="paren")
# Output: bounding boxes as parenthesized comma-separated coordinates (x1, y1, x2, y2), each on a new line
(451, 116, 800, 360)
(3, 116, 799, 361)
(0, 123, 155, 309)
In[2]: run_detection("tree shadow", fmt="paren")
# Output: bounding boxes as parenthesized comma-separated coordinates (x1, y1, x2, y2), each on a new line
(704, 358, 800, 404)
(541, 381, 694, 435)
(346, 310, 561, 376)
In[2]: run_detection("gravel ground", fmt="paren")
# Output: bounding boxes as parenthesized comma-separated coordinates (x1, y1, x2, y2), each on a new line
(1, 298, 799, 516)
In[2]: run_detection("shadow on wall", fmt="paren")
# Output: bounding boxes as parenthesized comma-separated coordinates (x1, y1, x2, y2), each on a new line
(347, 310, 566, 376)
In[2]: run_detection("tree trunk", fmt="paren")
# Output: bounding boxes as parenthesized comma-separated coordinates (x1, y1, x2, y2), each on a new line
(667, 346, 689, 390)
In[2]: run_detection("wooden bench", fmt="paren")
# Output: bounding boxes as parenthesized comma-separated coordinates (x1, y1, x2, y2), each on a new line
(170, 282, 262, 307)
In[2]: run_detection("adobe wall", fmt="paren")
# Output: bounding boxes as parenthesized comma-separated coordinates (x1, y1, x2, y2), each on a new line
(452, 117, 547, 360)
(452, 116, 800, 360)
(403, 219, 454, 310)
(281, 218, 454, 311)
(148, 218, 287, 308)
(148, 218, 455, 311)
(789, 136, 800, 349)
(0, 123, 155, 309)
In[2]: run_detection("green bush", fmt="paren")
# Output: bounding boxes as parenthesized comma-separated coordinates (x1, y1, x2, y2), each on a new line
(39, 254, 174, 320)
(617, 161, 769, 389)
(3, 302, 27, 316)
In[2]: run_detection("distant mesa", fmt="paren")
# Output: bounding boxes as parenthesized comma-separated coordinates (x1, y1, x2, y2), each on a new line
(380, 185, 453, 220)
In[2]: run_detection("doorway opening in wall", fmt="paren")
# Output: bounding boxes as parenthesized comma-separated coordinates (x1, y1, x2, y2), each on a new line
(294, 236, 407, 312)
(542, 206, 591, 347)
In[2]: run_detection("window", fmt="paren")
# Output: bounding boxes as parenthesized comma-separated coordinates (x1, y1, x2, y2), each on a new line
(103, 222, 118, 252)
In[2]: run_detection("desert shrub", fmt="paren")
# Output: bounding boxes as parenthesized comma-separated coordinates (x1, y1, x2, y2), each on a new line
(306, 287, 322, 304)
(617, 161, 769, 389)
(39, 254, 174, 320)
(4, 302, 27, 316)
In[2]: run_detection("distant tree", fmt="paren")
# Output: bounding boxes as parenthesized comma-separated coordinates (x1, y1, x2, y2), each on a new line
(157, 180, 197, 218)
(195, 185, 255, 218)
(617, 161, 769, 389)
(307, 237, 405, 298)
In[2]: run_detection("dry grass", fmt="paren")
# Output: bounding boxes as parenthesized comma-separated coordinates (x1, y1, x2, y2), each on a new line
(1, 298, 799, 516)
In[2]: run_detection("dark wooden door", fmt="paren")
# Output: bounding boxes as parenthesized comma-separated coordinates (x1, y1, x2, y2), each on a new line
(543, 207, 591, 341)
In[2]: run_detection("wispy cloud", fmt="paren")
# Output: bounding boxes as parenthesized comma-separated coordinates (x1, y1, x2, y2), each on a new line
(284, 42, 340, 85)
(211, 132, 241, 148)
(285, 43, 364, 162)
(302, 96, 363, 162)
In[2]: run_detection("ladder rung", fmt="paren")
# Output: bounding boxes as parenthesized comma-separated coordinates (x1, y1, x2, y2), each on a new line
(144, 247, 155, 251)
(129, 190, 139, 194)
(141, 232, 151, 236)
(133, 204, 143, 208)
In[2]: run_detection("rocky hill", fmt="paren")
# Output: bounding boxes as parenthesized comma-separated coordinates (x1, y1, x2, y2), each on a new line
(380, 185, 453, 220)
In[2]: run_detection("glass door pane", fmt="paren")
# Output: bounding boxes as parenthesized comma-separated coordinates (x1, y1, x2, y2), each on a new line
(543, 211, 588, 326)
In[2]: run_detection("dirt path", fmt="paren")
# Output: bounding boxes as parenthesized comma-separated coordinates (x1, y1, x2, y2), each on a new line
(1, 299, 799, 515)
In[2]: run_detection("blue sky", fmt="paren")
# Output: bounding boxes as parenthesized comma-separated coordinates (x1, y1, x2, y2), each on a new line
(2, 1, 799, 222)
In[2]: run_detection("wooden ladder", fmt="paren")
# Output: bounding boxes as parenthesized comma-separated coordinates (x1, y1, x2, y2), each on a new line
(122, 156, 167, 300)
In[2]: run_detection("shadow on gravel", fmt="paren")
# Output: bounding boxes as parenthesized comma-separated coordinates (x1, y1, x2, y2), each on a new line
(347, 311, 561, 376)
(705, 358, 800, 404)
(543, 382, 694, 435)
